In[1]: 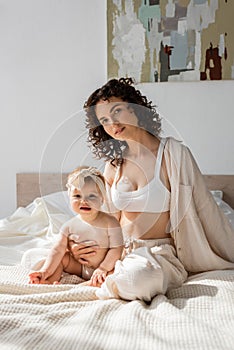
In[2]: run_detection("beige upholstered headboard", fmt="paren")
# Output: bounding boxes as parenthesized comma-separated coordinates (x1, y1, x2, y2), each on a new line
(16, 173, 68, 208)
(203, 175, 234, 209)
(16, 173, 234, 209)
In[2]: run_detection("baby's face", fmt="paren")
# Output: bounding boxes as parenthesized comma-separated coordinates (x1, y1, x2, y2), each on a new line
(69, 180, 103, 216)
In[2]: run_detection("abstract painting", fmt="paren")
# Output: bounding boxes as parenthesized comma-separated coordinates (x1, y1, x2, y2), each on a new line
(107, 0, 234, 82)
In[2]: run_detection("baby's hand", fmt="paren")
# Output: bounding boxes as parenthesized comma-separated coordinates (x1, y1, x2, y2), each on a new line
(28, 271, 46, 284)
(90, 267, 107, 287)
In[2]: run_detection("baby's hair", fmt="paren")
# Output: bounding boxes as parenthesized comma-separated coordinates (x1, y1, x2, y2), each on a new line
(66, 166, 106, 199)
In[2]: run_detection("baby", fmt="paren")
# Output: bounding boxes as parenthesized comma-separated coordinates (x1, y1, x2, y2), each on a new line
(29, 166, 123, 286)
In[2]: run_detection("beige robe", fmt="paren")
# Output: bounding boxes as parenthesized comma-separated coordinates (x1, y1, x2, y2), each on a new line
(164, 137, 234, 272)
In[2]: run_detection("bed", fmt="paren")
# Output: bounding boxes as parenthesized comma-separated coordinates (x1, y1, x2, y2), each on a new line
(0, 173, 234, 350)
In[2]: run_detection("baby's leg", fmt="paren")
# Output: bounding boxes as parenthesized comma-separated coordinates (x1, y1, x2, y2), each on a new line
(29, 259, 53, 284)
(29, 253, 82, 284)
(62, 252, 82, 276)
(43, 252, 82, 284)
(45, 262, 64, 284)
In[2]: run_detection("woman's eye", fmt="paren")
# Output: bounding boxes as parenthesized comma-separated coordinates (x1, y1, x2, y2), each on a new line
(101, 118, 109, 125)
(114, 108, 121, 115)
(110, 107, 122, 119)
(73, 194, 81, 198)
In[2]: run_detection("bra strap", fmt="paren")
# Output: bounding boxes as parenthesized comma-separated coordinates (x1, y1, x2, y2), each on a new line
(155, 139, 165, 178)
(113, 164, 121, 186)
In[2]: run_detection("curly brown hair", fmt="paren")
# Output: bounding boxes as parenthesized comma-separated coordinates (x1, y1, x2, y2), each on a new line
(84, 77, 161, 165)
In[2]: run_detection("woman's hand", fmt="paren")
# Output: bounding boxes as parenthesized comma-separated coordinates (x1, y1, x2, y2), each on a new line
(68, 240, 99, 265)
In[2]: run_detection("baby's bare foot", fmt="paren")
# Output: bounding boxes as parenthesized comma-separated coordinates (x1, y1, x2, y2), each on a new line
(79, 280, 102, 288)
(79, 280, 92, 286)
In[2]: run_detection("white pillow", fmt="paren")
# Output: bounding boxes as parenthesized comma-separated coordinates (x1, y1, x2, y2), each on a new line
(42, 191, 74, 216)
(210, 190, 223, 204)
(35, 192, 74, 235)
(211, 190, 234, 228)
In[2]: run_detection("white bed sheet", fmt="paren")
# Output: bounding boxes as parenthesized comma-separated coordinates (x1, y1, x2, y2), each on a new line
(0, 196, 72, 266)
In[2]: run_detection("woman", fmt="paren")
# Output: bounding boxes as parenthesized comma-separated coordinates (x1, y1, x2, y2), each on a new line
(70, 78, 234, 301)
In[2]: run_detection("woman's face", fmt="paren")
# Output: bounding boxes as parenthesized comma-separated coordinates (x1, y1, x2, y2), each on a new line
(95, 97, 139, 141)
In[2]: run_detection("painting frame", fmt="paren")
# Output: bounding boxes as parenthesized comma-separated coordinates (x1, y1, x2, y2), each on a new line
(107, 0, 234, 83)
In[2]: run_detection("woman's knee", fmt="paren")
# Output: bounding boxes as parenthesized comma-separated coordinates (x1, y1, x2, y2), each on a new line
(97, 256, 165, 301)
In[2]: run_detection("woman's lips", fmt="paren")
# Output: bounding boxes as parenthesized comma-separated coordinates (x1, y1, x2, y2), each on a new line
(114, 127, 125, 135)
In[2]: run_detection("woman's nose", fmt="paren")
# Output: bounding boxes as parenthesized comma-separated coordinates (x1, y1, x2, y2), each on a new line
(109, 116, 119, 125)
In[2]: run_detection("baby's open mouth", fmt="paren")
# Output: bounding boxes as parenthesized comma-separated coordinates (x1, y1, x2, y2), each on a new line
(80, 207, 91, 211)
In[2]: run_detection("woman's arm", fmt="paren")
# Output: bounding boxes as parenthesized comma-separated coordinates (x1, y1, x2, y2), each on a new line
(68, 240, 99, 264)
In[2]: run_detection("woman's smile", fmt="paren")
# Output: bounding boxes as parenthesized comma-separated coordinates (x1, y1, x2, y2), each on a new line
(114, 126, 125, 136)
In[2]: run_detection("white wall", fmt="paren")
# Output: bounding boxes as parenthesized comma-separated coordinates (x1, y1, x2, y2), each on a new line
(0, 0, 234, 219)
(0, 0, 107, 218)
(138, 80, 234, 175)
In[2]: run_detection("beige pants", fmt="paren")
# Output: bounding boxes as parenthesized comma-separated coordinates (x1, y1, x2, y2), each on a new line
(96, 238, 187, 302)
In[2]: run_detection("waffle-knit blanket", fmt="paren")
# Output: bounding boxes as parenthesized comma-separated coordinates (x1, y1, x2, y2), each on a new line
(0, 265, 234, 350)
